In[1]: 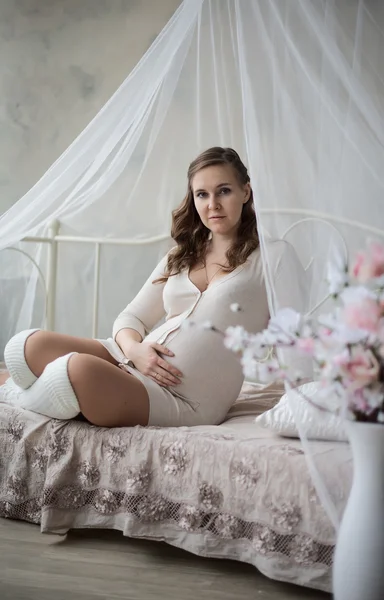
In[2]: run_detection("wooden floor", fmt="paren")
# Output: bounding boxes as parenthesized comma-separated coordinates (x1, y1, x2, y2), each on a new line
(0, 519, 330, 600)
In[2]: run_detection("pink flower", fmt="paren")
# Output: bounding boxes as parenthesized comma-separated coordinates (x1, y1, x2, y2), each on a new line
(296, 337, 315, 355)
(322, 328, 333, 337)
(337, 349, 380, 391)
(351, 242, 384, 283)
(342, 297, 381, 332)
(371, 242, 384, 267)
(352, 252, 365, 279)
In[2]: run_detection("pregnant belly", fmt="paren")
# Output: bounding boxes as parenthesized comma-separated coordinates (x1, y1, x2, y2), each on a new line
(157, 327, 244, 413)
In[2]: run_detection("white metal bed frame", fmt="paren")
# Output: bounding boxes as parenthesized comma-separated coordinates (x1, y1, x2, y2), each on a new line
(4, 209, 384, 338)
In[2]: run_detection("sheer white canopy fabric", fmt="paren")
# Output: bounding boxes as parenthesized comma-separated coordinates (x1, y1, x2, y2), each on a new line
(1, 0, 384, 528)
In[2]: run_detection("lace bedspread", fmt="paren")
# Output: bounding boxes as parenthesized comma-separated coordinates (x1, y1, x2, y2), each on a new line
(0, 394, 352, 592)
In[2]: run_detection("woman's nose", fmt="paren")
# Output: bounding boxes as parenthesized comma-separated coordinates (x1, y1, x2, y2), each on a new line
(208, 195, 220, 210)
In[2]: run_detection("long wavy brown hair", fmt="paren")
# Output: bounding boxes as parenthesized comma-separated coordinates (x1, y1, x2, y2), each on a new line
(155, 146, 259, 283)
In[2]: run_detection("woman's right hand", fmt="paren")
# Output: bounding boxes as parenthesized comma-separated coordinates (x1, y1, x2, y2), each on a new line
(128, 341, 183, 387)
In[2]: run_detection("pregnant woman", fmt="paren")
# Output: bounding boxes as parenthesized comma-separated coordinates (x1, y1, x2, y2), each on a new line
(1, 147, 303, 427)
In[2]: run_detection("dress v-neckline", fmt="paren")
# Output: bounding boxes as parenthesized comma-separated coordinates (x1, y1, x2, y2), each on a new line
(186, 262, 246, 295)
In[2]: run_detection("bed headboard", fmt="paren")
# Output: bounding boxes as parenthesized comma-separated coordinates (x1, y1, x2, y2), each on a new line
(3, 211, 384, 338)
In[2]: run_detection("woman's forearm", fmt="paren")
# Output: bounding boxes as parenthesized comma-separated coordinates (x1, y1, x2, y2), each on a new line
(115, 328, 142, 357)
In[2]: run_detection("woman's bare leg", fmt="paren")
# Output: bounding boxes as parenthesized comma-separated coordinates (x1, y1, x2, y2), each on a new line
(67, 354, 150, 427)
(24, 331, 118, 378)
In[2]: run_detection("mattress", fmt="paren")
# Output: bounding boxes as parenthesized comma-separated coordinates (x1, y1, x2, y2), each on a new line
(0, 382, 352, 592)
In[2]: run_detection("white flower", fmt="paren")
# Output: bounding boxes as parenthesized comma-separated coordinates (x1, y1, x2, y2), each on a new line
(317, 311, 339, 331)
(324, 324, 368, 347)
(292, 370, 305, 383)
(318, 352, 345, 381)
(258, 328, 282, 346)
(202, 320, 214, 330)
(224, 326, 249, 353)
(257, 359, 285, 384)
(361, 386, 384, 410)
(317, 311, 368, 346)
(340, 285, 376, 306)
(230, 303, 242, 313)
(241, 348, 259, 379)
(268, 308, 302, 338)
(301, 323, 314, 338)
(327, 251, 349, 295)
(246, 333, 268, 360)
(337, 325, 370, 346)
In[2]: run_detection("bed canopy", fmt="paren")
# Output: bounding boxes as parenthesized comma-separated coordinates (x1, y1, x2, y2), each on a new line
(1, 0, 384, 527)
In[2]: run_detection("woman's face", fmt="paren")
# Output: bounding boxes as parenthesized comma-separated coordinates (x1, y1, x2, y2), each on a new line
(191, 164, 251, 239)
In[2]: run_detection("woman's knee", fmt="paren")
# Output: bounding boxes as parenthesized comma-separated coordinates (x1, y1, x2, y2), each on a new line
(67, 353, 119, 403)
(67, 353, 99, 388)
(25, 330, 55, 355)
(24, 330, 56, 376)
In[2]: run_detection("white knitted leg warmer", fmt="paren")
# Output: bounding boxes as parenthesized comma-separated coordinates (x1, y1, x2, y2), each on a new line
(12, 352, 81, 419)
(4, 328, 40, 389)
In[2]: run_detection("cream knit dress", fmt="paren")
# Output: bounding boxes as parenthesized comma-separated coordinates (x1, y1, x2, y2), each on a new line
(99, 240, 306, 427)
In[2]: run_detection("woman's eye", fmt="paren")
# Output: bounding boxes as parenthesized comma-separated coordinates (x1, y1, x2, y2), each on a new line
(219, 187, 231, 195)
(196, 192, 207, 199)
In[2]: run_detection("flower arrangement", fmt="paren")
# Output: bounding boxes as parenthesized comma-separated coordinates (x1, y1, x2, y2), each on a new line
(224, 242, 384, 424)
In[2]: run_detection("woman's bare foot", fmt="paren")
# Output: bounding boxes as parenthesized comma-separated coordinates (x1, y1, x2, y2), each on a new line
(0, 371, 10, 386)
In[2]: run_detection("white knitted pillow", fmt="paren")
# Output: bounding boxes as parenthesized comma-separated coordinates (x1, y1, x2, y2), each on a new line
(255, 381, 348, 442)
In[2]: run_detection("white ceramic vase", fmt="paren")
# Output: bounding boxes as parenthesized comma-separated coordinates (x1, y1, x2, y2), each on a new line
(333, 421, 384, 600)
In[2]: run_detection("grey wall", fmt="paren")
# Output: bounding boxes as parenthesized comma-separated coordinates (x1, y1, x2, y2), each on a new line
(0, 0, 181, 215)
